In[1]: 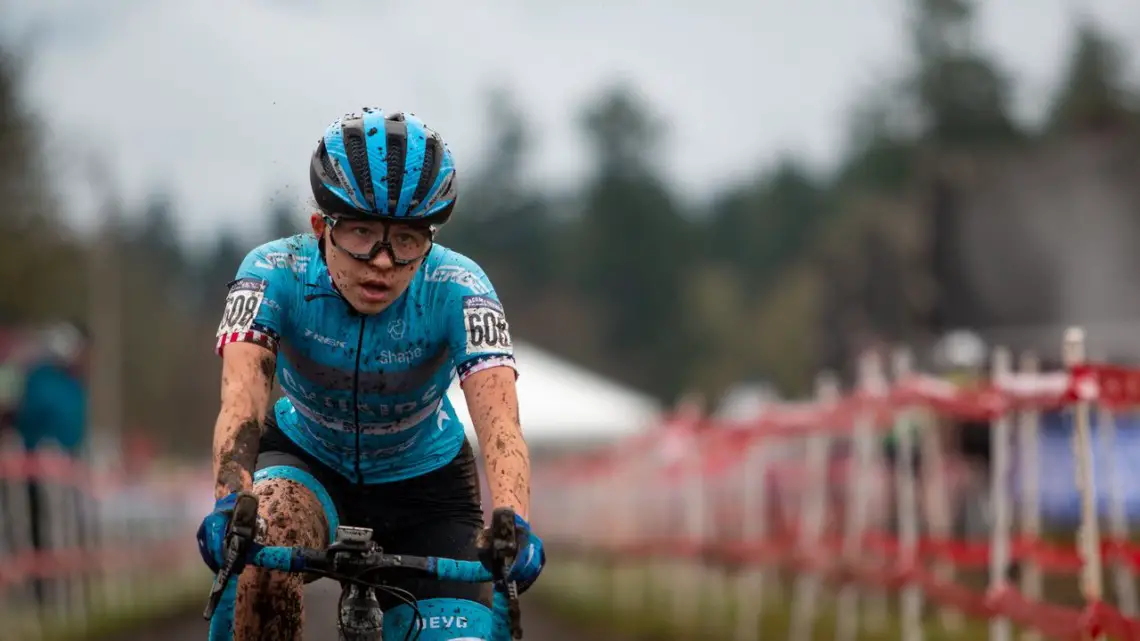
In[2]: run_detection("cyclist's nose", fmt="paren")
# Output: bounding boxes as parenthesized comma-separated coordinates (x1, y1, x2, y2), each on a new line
(368, 246, 395, 270)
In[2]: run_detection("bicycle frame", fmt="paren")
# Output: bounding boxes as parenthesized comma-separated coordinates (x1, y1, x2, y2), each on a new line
(203, 493, 523, 641)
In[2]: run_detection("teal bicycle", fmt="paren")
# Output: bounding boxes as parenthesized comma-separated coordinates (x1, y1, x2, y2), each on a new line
(202, 492, 524, 641)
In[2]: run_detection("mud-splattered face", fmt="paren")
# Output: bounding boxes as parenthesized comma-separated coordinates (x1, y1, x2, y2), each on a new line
(311, 213, 425, 315)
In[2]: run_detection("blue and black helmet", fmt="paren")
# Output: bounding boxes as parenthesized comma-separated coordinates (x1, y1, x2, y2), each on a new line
(310, 109, 457, 224)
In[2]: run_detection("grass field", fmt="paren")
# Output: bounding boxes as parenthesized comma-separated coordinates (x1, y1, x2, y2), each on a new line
(530, 558, 1044, 641)
(2, 565, 210, 641)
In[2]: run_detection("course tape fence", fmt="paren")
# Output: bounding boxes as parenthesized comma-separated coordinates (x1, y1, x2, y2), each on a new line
(535, 328, 1140, 640)
(0, 435, 210, 641)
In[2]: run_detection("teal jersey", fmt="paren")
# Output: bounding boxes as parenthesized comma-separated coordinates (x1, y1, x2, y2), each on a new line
(214, 234, 515, 484)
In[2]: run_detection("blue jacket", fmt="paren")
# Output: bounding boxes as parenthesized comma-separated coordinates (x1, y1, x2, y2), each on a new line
(15, 360, 87, 455)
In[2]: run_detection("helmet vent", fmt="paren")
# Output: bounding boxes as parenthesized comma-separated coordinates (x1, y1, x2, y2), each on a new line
(410, 136, 440, 208)
(343, 130, 374, 208)
(385, 131, 406, 212)
(319, 145, 337, 185)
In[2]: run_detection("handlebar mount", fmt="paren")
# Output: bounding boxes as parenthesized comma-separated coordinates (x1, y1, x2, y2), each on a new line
(201, 493, 525, 639)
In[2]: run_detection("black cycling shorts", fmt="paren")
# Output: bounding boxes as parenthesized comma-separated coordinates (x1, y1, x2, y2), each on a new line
(253, 413, 490, 609)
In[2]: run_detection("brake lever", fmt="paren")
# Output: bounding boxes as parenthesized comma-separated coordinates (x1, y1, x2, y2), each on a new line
(490, 508, 524, 639)
(203, 492, 260, 620)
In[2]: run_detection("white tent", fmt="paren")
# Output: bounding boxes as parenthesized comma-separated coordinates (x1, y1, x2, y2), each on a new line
(447, 341, 661, 448)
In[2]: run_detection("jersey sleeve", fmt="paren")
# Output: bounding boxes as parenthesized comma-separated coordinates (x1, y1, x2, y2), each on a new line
(441, 256, 518, 382)
(213, 244, 289, 357)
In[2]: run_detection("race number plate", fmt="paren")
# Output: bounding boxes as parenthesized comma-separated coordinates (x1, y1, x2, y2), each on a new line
(462, 295, 512, 353)
(216, 278, 267, 337)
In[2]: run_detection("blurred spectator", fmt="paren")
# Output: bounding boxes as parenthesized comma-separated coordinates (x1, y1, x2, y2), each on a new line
(15, 320, 90, 455)
(928, 329, 991, 539)
(13, 319, 90, 606)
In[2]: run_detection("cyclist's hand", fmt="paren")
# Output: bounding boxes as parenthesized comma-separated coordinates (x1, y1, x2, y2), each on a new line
(196, 492, 239, 573)
(506, 514, 545, 594)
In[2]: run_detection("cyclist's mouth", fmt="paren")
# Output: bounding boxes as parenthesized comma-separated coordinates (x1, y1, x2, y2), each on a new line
(358, 281, 390, 302)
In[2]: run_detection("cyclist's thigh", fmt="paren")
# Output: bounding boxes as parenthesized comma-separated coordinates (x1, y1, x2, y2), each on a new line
(378, 514, 493, 641)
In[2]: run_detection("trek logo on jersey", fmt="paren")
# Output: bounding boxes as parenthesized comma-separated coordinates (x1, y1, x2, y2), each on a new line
(462, 295, 512, 353)
(304, 328, 346, 349)
(424, 265, 490, 294)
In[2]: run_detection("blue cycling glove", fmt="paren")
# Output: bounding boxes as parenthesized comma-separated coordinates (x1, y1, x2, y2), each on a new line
(196, 492, 239, 573)
(507, 514, 545, 594)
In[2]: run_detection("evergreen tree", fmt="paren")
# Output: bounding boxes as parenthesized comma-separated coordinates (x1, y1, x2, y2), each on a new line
(1046, 17, 1136, 133)
(908, 0, 1023, 147)
(267, 199, 305, 240)
(575, 81, 695, 398)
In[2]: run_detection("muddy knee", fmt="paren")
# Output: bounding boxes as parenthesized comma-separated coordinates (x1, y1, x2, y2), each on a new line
(253, 464, 339, 542)
(232, 475, 333, 640)
(251, 476, 331, 583)
(250, 467, 338, 586)
(255, 477, 329, 547)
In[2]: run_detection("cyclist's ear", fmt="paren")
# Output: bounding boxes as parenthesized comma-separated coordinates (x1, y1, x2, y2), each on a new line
(310, 213, 326, 237)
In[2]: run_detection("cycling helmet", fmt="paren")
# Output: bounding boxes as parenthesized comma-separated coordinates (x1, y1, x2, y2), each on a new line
(40, 320, 88, 364)
(310, 108, 457, 224)
(933, 329, 986, 371)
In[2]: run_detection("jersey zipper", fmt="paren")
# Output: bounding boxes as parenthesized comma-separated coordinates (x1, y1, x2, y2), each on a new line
(351, 315, 367, 486)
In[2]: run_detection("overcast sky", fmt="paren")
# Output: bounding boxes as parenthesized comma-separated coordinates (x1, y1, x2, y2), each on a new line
(6, 0, 1139, 243)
